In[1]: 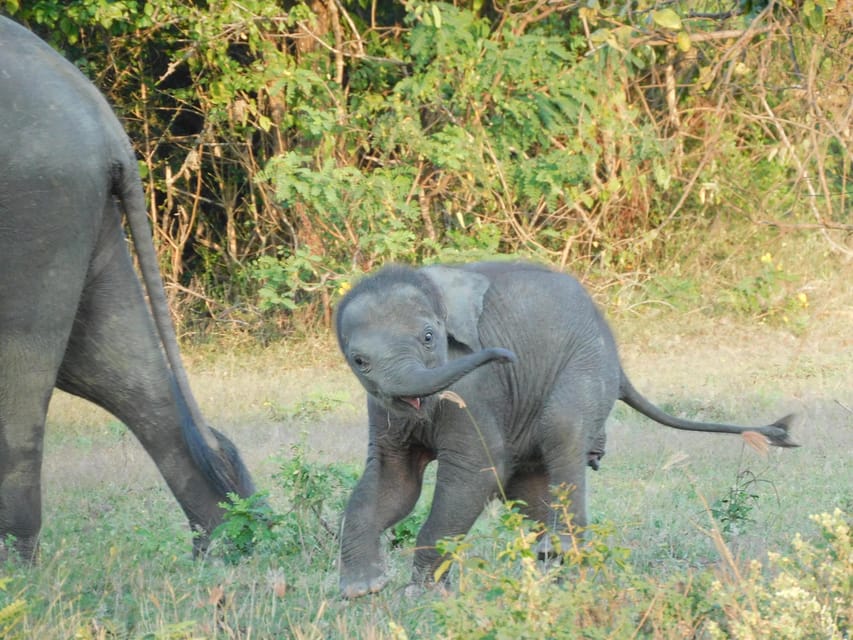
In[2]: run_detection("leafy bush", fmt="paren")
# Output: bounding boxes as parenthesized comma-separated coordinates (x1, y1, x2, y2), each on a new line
(0, 578, 26, 640)
(430, 494, 660, 638)
(275, 440, 357, 521)
(392, 489, 851, 639)
(272, 440, 359, 559)
(705, 509, 851, 639)
(213, 441, 359, 563)
(3, 0, 848, 330)
(211, 491, 285, 563)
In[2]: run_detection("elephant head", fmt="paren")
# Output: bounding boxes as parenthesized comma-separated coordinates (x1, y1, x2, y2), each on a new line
(335, 265, 516, 415)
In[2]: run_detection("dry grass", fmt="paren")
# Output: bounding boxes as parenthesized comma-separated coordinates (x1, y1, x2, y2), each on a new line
(44, 254, 852, 513)
(26, 249, 853, 638)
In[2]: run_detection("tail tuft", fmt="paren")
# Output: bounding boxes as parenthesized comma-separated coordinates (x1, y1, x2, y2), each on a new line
(763, 414, 800, 448)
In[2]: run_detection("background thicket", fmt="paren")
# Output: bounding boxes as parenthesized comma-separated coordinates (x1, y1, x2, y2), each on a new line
(1, 4, 851, 638)
(3, 0, 851, 333)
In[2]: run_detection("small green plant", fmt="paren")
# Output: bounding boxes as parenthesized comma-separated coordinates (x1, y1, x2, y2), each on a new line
(432, 489, 637, 638)
(390, 504, 428, 549)
(710, 461, 779, 538)
(264, 392, 348, 423)
(272, 440, 360, 556)
(211, 491, 285, 563)
(275, 441, 358, 519)
(0, 578, 27, 640)
(705, 509, 851, 639)
(711, 470, 762, 536)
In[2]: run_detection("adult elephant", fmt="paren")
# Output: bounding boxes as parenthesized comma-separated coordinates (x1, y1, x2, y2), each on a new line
(0, 17, 255, 561)
(334, 261, 798, 598)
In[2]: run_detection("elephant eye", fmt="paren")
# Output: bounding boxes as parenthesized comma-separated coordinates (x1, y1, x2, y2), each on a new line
(423, 328, 434, 347)
(352, 354, 370, 372)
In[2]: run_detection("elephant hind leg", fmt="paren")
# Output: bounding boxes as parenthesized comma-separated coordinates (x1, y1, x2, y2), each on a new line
(0, 273, 81, 560)
(0, 335, 69, 561)
(504, 464, 551, 523)
(55, 236, 226, 537)
(539, 372, 616, 532)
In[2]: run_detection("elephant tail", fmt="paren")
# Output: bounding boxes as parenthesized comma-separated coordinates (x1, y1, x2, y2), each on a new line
(115, 154, 255, 498)
(618, 373, 799, 448)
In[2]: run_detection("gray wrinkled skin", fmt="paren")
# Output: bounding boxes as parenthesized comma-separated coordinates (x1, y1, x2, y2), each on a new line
(335, 262, 797, 598)
(0, 17, 254, 562)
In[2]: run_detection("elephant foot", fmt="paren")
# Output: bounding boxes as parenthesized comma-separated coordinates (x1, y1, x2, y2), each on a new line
(0, 534, 38, 565)
(340, 571, 389, 599)
(536, 532, 576, 563)
(403, 580, 449, 599)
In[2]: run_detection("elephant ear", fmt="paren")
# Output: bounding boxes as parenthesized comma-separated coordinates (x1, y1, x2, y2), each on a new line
(422, 265, 491, 352)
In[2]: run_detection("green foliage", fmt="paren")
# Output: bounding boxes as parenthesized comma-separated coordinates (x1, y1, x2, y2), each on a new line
(705, 509, 851, 639)
(642, 274, 703, 312)
(431, 494, 642, 638)
(340, 1, 665, 270)
(211, 490, 284, 563)
(264, 391, 348, 423)
(3, 0, 848, 331)
(252, 251, 335, 314)
(4, 402, 850, 638)
(270, 440, 359, 560)
(0, 577, 27, 640)
(711, 470, 764, 536)
(390, 508, 425, 549)
(136, 620, 201, 640)
(254, 155, 422, 316)
(210, 445, 354, 564)
(723, 253, 811, 328)
(275, 440, 358, 520)
(429, 499, 852, 639)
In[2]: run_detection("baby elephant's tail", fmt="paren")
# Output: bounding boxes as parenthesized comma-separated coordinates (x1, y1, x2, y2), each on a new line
(619, 374, 799, 448)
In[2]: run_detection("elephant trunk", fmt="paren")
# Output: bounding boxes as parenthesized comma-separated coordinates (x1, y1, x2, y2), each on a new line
(383, 347, 516, 399)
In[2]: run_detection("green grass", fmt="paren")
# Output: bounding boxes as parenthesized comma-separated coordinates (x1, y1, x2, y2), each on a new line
(11, 386, 849, 638)
(4, 246, 852, 638)
(4, 459, 848, 638)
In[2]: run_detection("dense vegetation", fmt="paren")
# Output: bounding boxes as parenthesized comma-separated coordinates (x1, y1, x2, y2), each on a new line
(1, 3, 850, 637)
(3, 0, 850, 332)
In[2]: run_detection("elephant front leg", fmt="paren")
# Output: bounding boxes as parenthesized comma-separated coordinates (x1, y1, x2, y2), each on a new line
(340, 446, 427, 598)
(409, 459, 502, 590)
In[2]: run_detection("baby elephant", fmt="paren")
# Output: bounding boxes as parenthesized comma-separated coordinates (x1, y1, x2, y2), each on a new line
(334, 261, 796, 598)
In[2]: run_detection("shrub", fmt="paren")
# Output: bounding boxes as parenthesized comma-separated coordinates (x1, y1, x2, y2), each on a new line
(705, 509, 851, 639)
(5, 1, 848, 330)
(411, 500, 851, 638)
(0, 578, 27, 640)
(211, 491, 285, 563)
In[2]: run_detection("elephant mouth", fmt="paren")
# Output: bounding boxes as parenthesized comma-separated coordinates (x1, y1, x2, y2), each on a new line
(399, 396, 423, 411)
(381, 394, 430, 415)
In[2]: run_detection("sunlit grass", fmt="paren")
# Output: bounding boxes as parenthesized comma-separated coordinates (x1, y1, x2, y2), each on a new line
(6, 256, 851, 638)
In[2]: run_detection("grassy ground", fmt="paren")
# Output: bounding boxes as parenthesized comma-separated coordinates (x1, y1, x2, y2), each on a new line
(3, 241, 851, 638)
